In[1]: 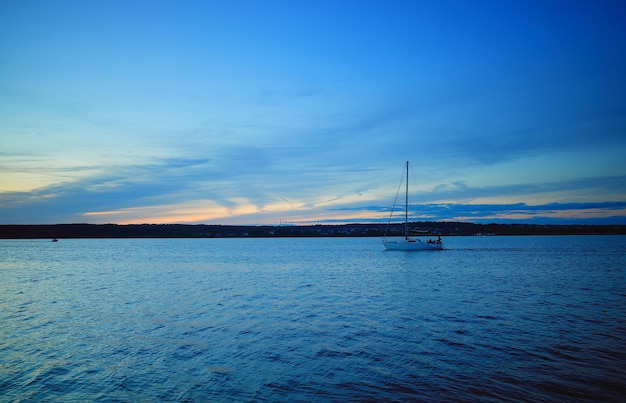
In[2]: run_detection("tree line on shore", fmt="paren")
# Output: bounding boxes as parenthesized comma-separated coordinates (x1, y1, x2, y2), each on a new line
(1, 222, 625, 239)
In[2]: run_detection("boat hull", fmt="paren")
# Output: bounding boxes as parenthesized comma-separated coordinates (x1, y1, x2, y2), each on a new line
(383, 239, 444, 251)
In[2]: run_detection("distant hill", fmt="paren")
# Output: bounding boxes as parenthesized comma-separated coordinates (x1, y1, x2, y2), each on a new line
(1, 222, 625, 239)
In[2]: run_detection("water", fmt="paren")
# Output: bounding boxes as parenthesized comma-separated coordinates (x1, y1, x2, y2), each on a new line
(1, 236, 625, 402)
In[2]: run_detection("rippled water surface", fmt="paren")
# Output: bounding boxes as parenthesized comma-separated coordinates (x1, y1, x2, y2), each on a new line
(1, 236, 625, 402)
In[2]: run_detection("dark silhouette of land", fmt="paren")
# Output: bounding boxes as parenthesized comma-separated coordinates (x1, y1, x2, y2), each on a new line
(1, 222, 624, 239)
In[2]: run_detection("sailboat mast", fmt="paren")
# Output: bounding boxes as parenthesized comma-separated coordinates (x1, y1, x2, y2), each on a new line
(405, 160, 409, 239)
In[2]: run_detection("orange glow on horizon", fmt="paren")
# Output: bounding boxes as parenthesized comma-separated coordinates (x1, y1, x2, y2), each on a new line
(81, 198, 390, 225)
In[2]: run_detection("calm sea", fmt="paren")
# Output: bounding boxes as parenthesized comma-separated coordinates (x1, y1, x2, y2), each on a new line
(1, 236, 625, 402)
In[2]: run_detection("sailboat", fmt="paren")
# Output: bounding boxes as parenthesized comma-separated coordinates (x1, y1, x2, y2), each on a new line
(382, 161, 444, 251)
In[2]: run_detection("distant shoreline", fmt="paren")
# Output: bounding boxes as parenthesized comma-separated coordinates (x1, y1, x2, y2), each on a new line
(1, 223, 625, 239)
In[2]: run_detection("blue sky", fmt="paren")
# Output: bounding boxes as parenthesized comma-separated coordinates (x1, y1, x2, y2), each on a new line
(1, 0, 625, 225)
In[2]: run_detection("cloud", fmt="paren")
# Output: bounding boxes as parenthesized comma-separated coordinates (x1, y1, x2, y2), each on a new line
(322, 201, 626, 225)
(2, 131, 625, 227)
(0, 158, 210, 222)
(428, 176, 626, 202)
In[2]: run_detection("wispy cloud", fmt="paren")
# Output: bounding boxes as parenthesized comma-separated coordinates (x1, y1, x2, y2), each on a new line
(2, 149, 624, 226)
(323, 202, 626, 225)
(429, 176, 626, 202)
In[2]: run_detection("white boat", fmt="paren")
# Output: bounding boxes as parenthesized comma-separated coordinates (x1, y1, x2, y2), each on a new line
(382, 161, 444, 251)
